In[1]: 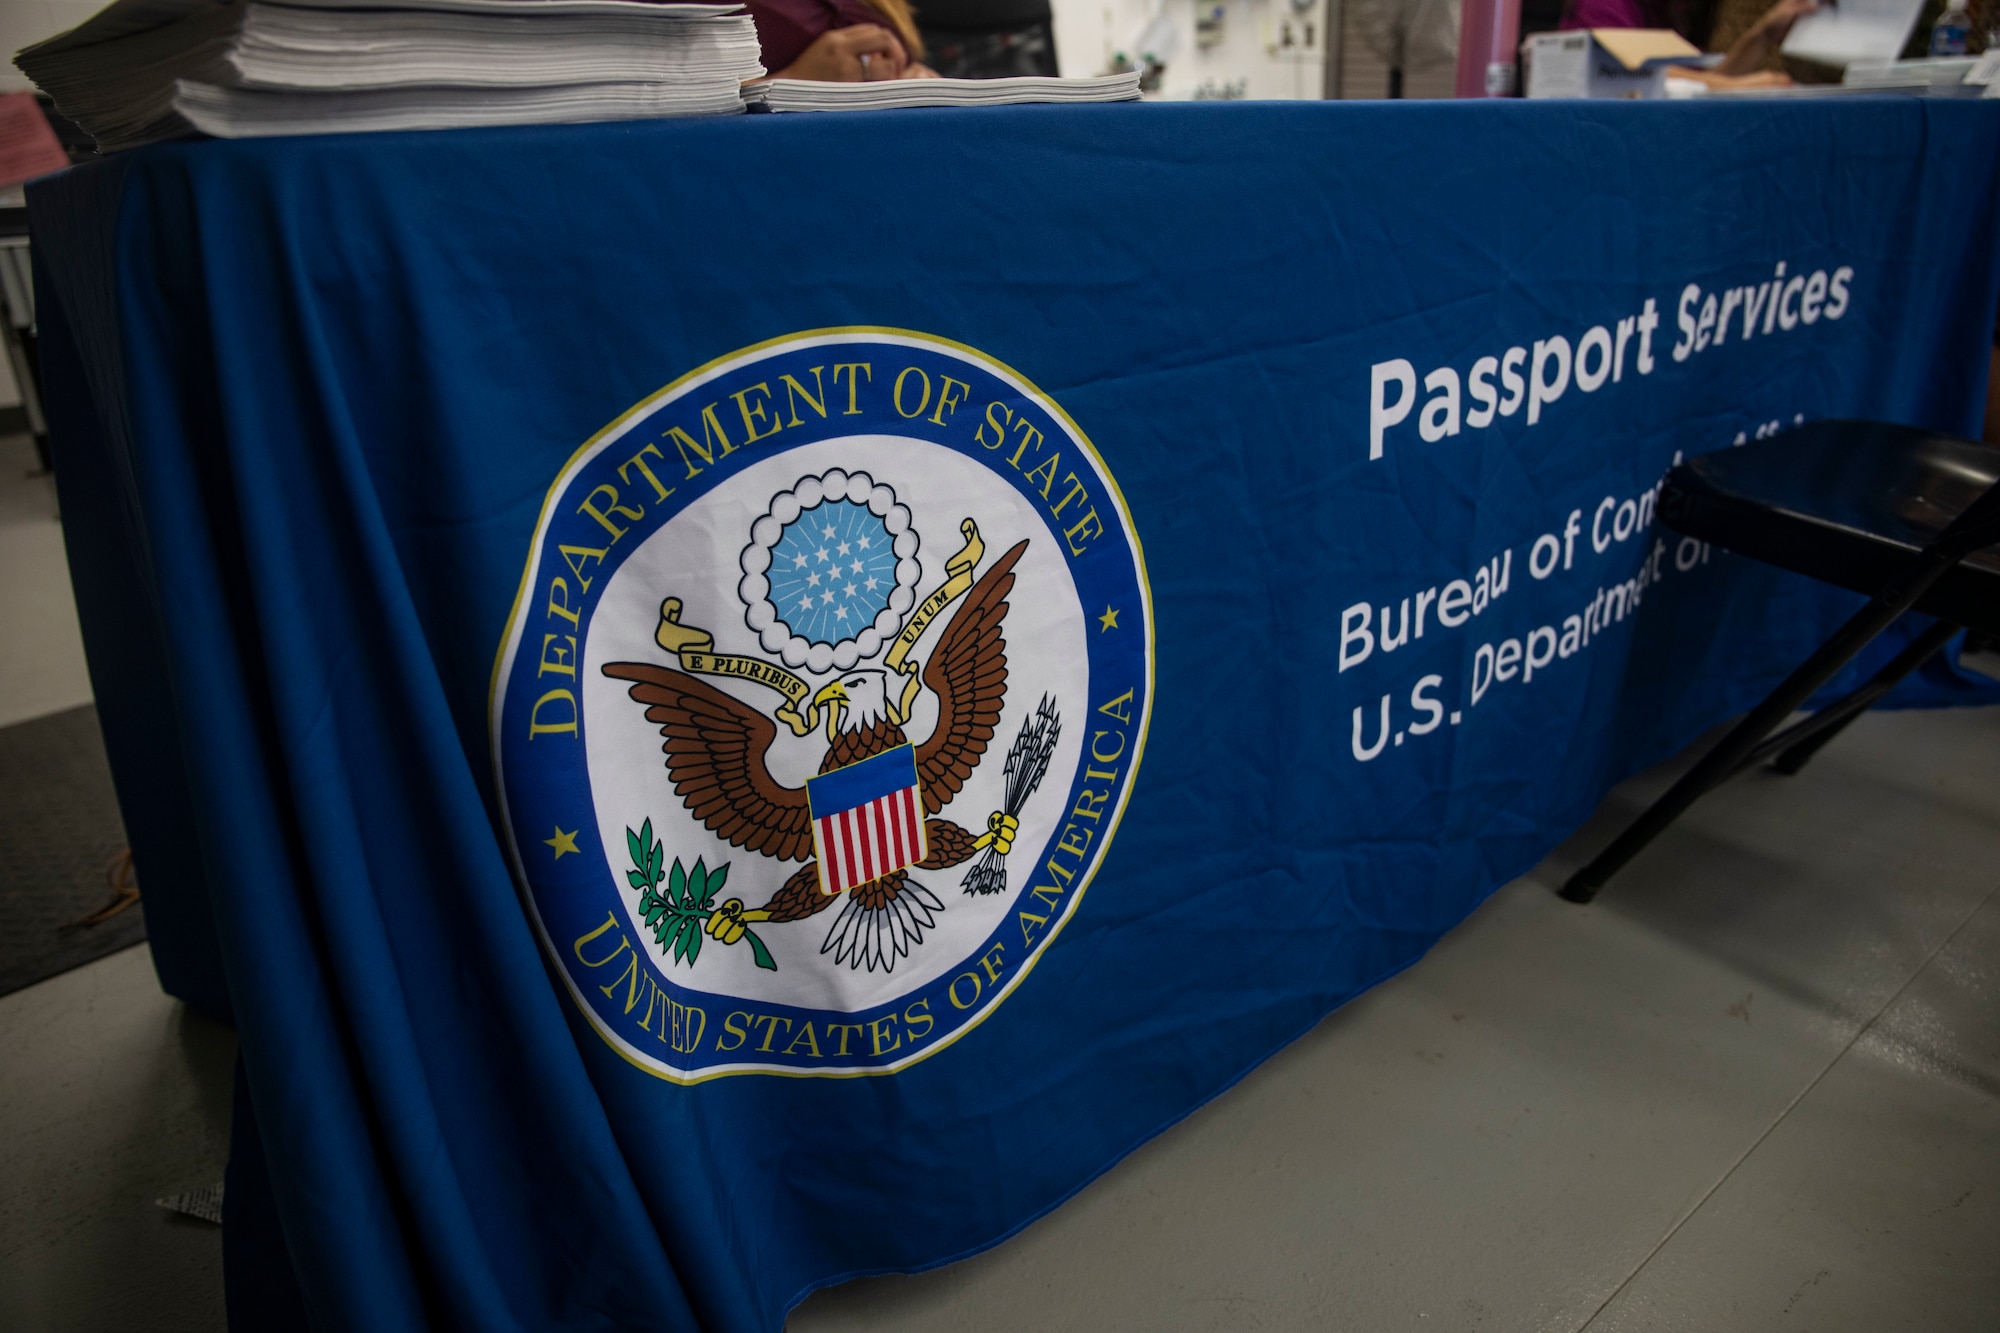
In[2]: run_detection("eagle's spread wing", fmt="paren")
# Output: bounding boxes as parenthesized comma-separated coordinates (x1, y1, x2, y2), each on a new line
(601, 663, 813, 862)
(915, 539, 1026, 814)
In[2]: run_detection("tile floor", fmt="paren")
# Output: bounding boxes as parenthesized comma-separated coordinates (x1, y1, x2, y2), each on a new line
(0, 944, 235, 1332)
(0, 431, 93, 729)
(790, 706, 2000, 1333)
(1, 427, 1995, 1331)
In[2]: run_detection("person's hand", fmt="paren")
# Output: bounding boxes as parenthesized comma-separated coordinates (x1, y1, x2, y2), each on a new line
(899, 62, 941, 78)
(1717, 0, 1817, 74)
(773, 24, 908, 81)
(1749, 0, 1818, 41)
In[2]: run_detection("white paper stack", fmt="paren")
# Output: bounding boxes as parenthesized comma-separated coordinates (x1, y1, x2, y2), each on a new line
(15, 0, 764, 150)
(1680, 53, 1996, 99)
(746, 71, 1142, 113)
(1841, 56, 1980, 88)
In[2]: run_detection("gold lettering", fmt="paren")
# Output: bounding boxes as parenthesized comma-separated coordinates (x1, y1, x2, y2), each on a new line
(869, 1014, 903, 1056)
(1019, 910, 1048, 946)
(782, 1020, 822, 1057)
(576, 482, 643, 541)
(1090, 728, 1126, 763)
(1007, 418, 1044, 469)
(1064, 506, 1106, 555)
(546, 575, 580, 628)
(929, 375, 970, 426)
(640, 977, 671, 1041)
(538, 634, 576, 678)
(949, 972, 982, 1010)
(751, 1014, 793, 1053)
(1056, 822, 1092, 859)
(717, 1011, 751, 1051)
(662, 403, 737, 478)
(893, 366, 932, 419)
(528, 689, 579, 738)
(780, 368, 828, 426)
(832, 362, 871, 414)
(975, 401, 1013, 448)
(1051, 473, 1090, 517)
(673, 999, 706, 1053)
(829, 1022, 865, 1056)
(558, 545, 607, 593)
(618, 443, 674, 502)
(1083, 765, 1120, 784)
(1097, 689, 1135, 725)
(730, 383, 783, 444)
(1071, 788, 1112, 822)
(1044, 858, 1075, 889)
(903, 998, 934, 1041)
(1021, 450, 1059, 499)
(1030, 882, 1062, 911)
(598, 950, 643, 1014)
(979, 943, 1006, 984)
(572, 913, 626, 967)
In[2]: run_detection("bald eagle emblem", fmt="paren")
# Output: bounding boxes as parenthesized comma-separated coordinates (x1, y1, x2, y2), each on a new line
(603, 470, 1060, 975)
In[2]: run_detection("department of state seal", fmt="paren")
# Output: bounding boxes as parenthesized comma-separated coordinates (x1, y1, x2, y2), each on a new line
(492, 329, 1151, 1079)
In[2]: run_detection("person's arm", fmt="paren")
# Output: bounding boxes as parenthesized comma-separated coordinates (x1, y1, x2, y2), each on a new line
(1715, 0, 1817, 75)
(773, 23, 908, 79)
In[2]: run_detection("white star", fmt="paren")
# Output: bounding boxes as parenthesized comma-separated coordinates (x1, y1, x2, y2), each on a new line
(836, 540, 851, 557)
(815, 546, 830, 564)
(850, 559, 864, 574)
(857, 535, 872, 550)
(834, 606, 849, 621)
(806, 571, 820, 587)
(792, 553, 807, 569)
(864, 576, 881, 592)
(822, 590, 836, 606)
(844, 583, 857, 597)
(822, 523, 836, 538)
(798, 599, 815, 614)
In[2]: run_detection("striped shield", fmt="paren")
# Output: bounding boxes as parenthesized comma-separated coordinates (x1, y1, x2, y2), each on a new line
(805, 744, 928, 896)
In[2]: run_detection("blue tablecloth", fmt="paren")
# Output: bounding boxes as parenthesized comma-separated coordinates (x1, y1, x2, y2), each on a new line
(29, 97, 2000, 1331)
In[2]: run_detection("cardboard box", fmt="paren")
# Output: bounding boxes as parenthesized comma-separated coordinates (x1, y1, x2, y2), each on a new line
(1524, 29, 1702, 99)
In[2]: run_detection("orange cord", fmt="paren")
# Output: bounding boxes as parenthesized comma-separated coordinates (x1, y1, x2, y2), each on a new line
(65, 848, 141, 929)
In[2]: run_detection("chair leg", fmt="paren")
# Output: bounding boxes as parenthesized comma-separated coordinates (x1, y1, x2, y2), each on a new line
(1767, 619, 1960, 776)
(1561, 475, 2000, 906)
(1560, 602, 1927, 904)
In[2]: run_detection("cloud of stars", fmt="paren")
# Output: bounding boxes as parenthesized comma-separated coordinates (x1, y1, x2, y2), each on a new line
(767, 500, 900, 645)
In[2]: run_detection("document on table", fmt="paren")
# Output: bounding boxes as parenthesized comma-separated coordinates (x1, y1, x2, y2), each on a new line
(745, 72, 1143, 112)
(1780, 0, 1927, 67)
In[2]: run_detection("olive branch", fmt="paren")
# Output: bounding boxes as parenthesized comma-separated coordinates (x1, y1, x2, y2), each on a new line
(625, 819, 776, 971)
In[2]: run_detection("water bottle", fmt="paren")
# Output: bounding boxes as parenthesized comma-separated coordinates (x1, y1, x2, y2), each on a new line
(1930, 0, 1970, 56)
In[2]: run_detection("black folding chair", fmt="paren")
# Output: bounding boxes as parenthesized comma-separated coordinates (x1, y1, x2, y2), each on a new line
(1561, 419, 2000, 904)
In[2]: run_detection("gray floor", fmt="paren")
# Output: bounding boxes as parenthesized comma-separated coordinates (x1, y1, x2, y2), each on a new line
(791, 705, 2000, 1333)
(2, 424, 1996, 1330)
(0, 431, 92, 729)
(0, 944, 235, 1332)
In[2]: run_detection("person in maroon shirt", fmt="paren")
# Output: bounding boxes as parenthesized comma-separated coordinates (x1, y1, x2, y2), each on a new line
(748, 0, 939, 79)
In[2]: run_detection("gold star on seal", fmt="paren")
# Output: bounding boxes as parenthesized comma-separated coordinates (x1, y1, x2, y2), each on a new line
(1098, 605, 1120, 632)
(545, 826, 580, 859)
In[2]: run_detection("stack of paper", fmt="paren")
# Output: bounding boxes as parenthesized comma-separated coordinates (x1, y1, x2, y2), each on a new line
(15, 0, 764, 150)
(746, 71, 1142, 113)
(1680, 52, 1999, 99)
(1842, 56, 1980, 88)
